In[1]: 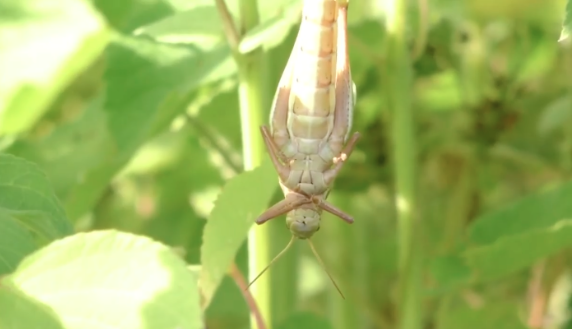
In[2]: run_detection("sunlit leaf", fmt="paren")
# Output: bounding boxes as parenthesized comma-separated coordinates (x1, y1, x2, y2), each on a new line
(105, 34, 235, 152)
(559, 0, 572, 42)
(238, 1, 300, 54)
(134, 5, 223, 44)
(1, 230, 202, 329)
(0, 285, 65, 329)
(0, 0, 109, 135)
(199, 158, 277, 308)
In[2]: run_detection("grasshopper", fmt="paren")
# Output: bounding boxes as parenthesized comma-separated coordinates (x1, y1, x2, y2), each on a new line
(248, 0, 359, 298)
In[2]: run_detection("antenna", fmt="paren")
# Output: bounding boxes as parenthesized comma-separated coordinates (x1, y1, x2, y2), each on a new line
(247, 235, 296, 290)
(307, 239, 345, 299)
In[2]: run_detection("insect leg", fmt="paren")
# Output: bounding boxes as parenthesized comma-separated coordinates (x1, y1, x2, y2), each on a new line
(256, 192, 312, 224)
(312, 196, 354, 224)
(323, 132, 360, 186)
(329, 1, 354, 148)
(260, 126, 291, 182)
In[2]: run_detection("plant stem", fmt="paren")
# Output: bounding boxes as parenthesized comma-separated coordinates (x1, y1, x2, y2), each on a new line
(214, 0, 272, 326)
(382, 0, 423, 329)
(230, 263, 267, 329)
(234, 1, 273, 329)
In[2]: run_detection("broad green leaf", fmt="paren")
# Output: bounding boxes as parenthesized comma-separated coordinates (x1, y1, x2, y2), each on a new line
(560, 0, 572, 42)
(136, 0, 301, 53)
(134, 5, 223, 45)
(0, 284, 65, 329)
(6, 93, 157, 222)
(0, 0, 109, 135)
(469, 180, 572, 245)
(276, 312, 333, 329)
(465, 219, 572, 281)
(437, 302, 526, 329)
(2, 230, 202, 329)
(0, 209, 71, 275)
(0, 210, 38, 275)
(93, 0, 175, 32)
(238, 2, 300, 54)
(104, 34, 235, 152)
(199, 158, 277, 308)
(0, 154, 72, 274)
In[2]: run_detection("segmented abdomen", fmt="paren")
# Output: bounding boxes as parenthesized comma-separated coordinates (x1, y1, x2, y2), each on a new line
(287, 0, 338, 156)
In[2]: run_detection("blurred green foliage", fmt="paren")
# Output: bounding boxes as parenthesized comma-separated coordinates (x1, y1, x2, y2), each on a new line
(2, 0, 572, 328)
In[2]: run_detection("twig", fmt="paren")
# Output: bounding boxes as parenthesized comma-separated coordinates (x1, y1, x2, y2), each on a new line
(527, 261, 547, 328)
(214, 0, 241, 50)
(229, 263, 267, 329)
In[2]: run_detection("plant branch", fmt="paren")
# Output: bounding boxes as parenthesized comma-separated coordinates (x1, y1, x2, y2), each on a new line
(230, 263, 267, 329)
(214, 0, 241, 50)
(383, 0, 423, 328)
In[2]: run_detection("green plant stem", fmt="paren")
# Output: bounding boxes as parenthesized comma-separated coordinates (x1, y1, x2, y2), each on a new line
(234, 1, 272, 329)
(383, 1, 423, 329)
(239, 46, 272, 329)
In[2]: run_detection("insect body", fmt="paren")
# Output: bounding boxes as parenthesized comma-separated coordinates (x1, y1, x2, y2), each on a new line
(249, 0, 359, 298)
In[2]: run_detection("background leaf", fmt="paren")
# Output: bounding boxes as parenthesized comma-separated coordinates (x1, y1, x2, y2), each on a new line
(465, 219, 572, 281)
(0, 0, 109, 135)
(199, 158, 277, 308)
(437, 302, 527, 329)
(276, 312, 333, 329)
(469, 180, 572, 245)
(0, 154, 72, 275)
(0, 284, 65, 329)
(1, 230, 202, 329)
(104, 34, 235, 152)
(560, 0, 572, 41)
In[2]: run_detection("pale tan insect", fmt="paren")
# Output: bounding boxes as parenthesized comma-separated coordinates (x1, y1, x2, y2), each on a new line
(248, 0, 359, 298)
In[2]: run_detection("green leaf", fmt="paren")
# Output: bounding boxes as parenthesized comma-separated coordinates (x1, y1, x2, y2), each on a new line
(276, 312, 333, 329)
(238, 2, 300, 54)
(104, 34, 235, 152)
(199, 158, 277, 308)
(429, 254, 471, 294)
(437, 302, 526, 329)
(414, 70, 463, 112)
(133, 5, 223, 44)
(538, 95, 572, 136)
(0, 0, 109, 135)
(560, 0, 572, 42)
(1, 230, 203, 329)
(469, 180, 572, 245)
(465, 219, 572, 281)
(0, 284, 65, 329)
(135, 0, 301, 53)
(0, 154, 72, 274)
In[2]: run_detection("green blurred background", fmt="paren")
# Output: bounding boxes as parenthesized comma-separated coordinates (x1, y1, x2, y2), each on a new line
(2, 0, 572, 328)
